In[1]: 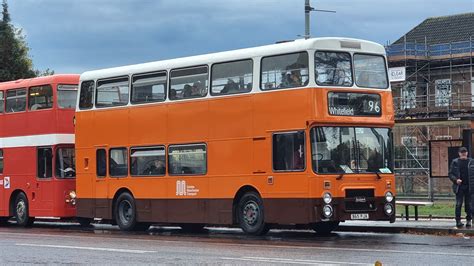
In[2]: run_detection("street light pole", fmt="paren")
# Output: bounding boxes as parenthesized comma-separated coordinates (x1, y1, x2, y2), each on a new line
(304, 0, 336, 39)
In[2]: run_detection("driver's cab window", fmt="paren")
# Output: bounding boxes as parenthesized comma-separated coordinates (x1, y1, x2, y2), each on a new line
(37, 147, 53, 179)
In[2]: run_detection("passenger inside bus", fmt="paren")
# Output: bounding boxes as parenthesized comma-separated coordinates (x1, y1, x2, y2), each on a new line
(142, 160, 165, 175)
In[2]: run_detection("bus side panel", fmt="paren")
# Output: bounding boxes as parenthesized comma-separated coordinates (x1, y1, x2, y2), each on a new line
(129, 105, 167, 146)
(252, 89, 310, 136)
(167, 101, 209, 143)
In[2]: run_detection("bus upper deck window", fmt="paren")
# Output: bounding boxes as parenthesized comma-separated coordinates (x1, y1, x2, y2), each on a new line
(79, 81, 94, 110)
(57, 84, 78, 109)
(0, 91, 4, 113)
(315, 51, 353, 87)
(29, 85, 53, 111)
(354, 54, 388, 89)
(5, 88, 27, 113)
(96, 77, 130, 108)
(261, 52, 309, 90)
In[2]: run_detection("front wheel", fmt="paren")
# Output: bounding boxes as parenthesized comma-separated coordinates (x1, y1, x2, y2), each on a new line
(14, 193, 34, 227)
(238, 191, 269, 235)
(311, 221, 340, 235)
(114, 192, 138, 231)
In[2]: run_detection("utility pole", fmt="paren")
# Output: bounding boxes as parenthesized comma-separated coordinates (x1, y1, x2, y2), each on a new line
(304, 0, 335, 39)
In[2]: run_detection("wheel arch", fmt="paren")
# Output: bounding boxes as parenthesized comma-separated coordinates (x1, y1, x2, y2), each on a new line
(9, 189, 26, 217)
(232, 185, 261, 224)
(111, 187, 134, 221)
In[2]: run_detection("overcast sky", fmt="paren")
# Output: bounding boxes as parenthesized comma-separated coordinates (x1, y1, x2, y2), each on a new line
(7, 0, 474, 74)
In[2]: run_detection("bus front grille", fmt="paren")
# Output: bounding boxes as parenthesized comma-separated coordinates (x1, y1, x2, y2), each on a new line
(344, 189, 376, 211)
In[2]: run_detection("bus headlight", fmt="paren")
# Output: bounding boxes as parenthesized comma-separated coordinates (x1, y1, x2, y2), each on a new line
(69, 191, 77, 199)
(66, 191, 77, 205)
(384, 203, 394, 216)
(323, 192, 332, 204)
(323, 205, 333, 218)
(385, 191, 394, 203)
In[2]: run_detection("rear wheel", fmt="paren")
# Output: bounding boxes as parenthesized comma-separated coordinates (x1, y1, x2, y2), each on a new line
(311, 221, 340, 235)
(114, 192, 140, 231)
(238, 191, 269, 235)
(14, 193, 34, 227)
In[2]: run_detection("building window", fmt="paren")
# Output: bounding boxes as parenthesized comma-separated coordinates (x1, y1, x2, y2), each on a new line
(400, 83, 416, 109)
(96, 149, 107, 177)
(315, 51, 352, 87)
(273, 131, 305, 171)
(130, 146, 166, 176)
(261, 52, 309, 90)
(6, 88, 27, 113)
(57, 84, 78, 109)
(109, 148, 128, 177)
(168, 144, 207, 175)
(29, 85, 53, 110)
(96, 77, 130, 108)
(37, 147, 53, 179)
(435, 79, 451, 107)
(0, 91, 4, 113)
(211, 59, 253, 95)
(56, 147, 75, 178)
(79, 80, 94, 110)
(131, 72, 167, 104)
(169, 66, 208, 100)
(0, 149, 3, 174)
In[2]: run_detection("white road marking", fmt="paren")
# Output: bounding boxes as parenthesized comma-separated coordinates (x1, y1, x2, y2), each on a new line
(15, 243, 155, 254)
(2, 231, 473, 258)
(221, 256, 371, 265)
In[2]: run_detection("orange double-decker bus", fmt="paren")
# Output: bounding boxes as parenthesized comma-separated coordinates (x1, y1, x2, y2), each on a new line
(0, 75, 79, 226)
(75, 38, 395, 234)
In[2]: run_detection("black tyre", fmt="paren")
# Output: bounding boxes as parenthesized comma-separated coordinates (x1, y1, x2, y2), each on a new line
(180, 223, 205, 233)
(311, 221, 340, 235)
(114, 192, 138, 231)
(238, 191, 268, 235)
(77, 217, 93, 227)
(14, 193, 34, 227)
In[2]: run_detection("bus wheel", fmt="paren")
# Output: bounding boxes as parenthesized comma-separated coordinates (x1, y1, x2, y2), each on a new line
(14, 193, 33, 227)
(238, 192, 269, 235)
(311, 221, 340, 235)
(115, 192, 138, 231)
(77, 217, 93, 227)
(180, 223, 205, 233)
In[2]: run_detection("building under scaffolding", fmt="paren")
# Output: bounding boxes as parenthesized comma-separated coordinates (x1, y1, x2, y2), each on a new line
(386, 13, 474, 199)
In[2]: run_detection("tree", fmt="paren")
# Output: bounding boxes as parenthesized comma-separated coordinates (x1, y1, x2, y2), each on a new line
(0, 0, 38, 82)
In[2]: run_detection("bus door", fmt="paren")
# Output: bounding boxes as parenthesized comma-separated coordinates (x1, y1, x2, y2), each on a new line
(0, 149, 4, 215)
(94, 147, 109, 218)
(36, 147, 54, 214)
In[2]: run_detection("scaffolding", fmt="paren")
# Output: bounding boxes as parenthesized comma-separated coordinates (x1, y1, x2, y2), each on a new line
(386, 36, 474, 198)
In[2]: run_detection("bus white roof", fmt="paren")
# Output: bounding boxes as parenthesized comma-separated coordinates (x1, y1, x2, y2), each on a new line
(80, 37, 386, 81)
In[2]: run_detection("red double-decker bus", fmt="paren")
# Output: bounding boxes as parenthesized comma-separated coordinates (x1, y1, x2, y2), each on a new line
(0, 75, 79, 226)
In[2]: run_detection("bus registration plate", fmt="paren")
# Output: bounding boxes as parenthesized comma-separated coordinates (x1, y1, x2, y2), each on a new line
(351, 213, 369, 220)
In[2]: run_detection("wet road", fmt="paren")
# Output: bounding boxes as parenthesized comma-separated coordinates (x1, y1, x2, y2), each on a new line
(0, 222, 473, 265)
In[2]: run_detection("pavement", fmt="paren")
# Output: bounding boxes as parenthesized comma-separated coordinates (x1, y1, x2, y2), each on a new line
(338, 217, 474, 236)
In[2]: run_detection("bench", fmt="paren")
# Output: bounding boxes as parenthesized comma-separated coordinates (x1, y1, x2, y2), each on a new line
(397, 200, 433, 221)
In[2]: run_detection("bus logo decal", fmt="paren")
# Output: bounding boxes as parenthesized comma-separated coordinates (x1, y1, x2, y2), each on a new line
(3, 176, 10, 189)
(176, 180, 199, 196)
